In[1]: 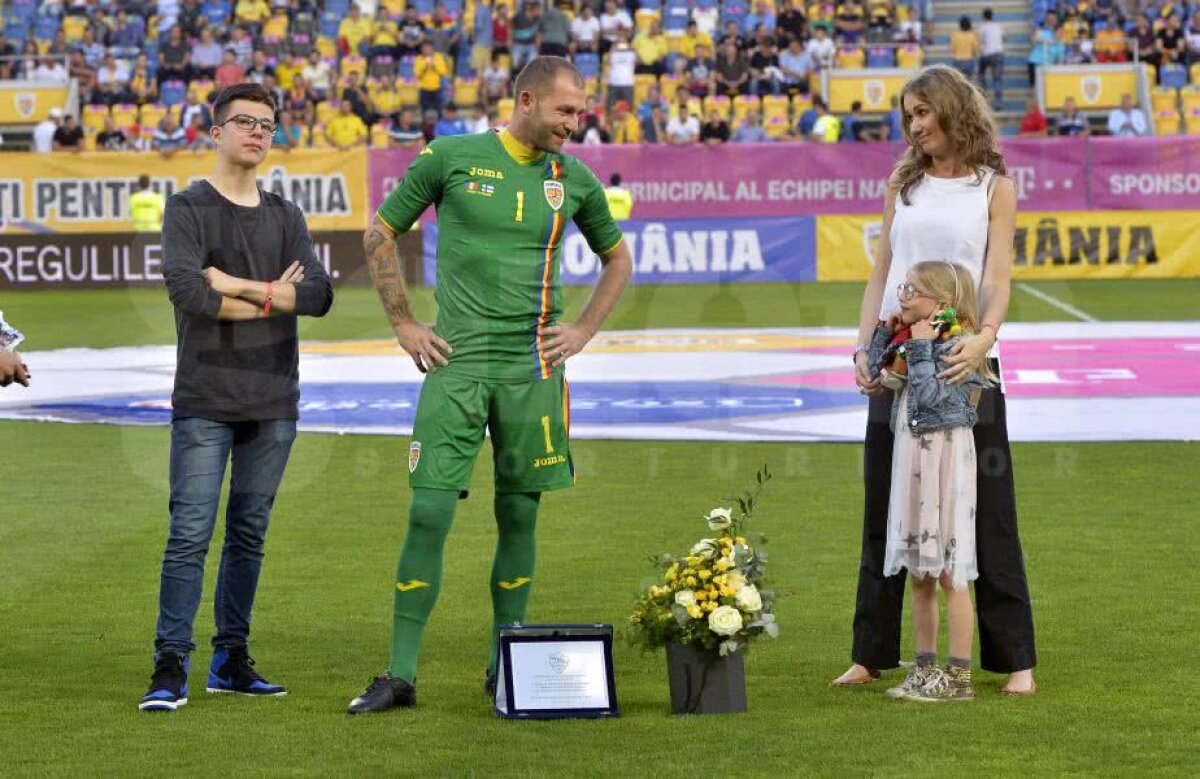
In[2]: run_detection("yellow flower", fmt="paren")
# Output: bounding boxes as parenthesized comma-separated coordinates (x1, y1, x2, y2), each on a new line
(695, 589, 707, 601)
(702, 601, 717, 613)
(736, 536, 747, 545)
(686, 576, 698, 587)
(686, 605, 703, 619)
(721, 585, 736, 597)
(707, 588, 720, 601)
(714, 560, 731, 572)
(713, 574, 727, 586)
(698, 569, 712, 581)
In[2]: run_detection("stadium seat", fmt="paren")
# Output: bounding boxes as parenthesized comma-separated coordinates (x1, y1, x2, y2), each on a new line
(188, 79, 217, 102)
(319, 12, 340, 38)
(371, 123, 391, 148)
(204, 0, 232, 27)
(342, 55, 368, 81)
(140, 103, 168, 130)
(634, 74, 659, 107)
(160, 81, 187, 107)
(1185, 106, 1200, 136)
(867, 47, 895, 69)
(395, 79, 419, 106)
(1151, 87, 1178, 113)
(454, 77, 479, 106)
(764, 113, 790, 139)
(397, 56, 416, 80)
(1160, 64, 1187, 91)
(762, 94, 789, 124)
(83, 105, 111, 132)
(371, 55, 396, 80)
(575, 53, 601, 80)
(316, 35, 339, 59)
(291, 13, 316, 39)
(264, 14, 289, 38)
(836, 48, 866, 70)
(896, 44, 924, 71)
(1154, 109, 1181, 135)
(791, 93, 814, 116)
(704, 94, 732, 122)
(35, 16, 59, 41)
(733, 94, 761, 125)
(1181, 86, 1200, 112)
(660, 74, 683, 100)
(316, 101, 340, 126)
(498, 97, 515, 121)
(62, 15, 87, 42)
(310, 124, 331, 148)
(1191, 63, 1200, 85)
(111, 103, 139, 130)
(635, 9, 661, 32)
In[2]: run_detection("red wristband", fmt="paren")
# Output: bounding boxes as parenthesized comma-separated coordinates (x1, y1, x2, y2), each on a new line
(263, 282, 274, 317)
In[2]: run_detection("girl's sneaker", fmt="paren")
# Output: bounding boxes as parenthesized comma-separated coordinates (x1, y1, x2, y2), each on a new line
(884, 662, 936, 699)
(907, 665, 975, 702)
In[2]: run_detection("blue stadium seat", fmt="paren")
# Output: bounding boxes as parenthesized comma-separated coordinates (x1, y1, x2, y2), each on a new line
(694, 0, 719, 8)
(412, 0, 435, 14)
(639, 0, 662, 9)
(319, 12, 340, 38)
(161, 80, 188, 107)
(397, 56, 416, 79)
(663, 11, 689, 33)
(867, 47, 896, 68)
(455, 55, 475, 78)
(35, 16, 60, 41)
(1161, 64, 1188, 90)
(325, 0, 352, 16)
(203, 0, 232, 26)
(442, 0, 464, 16)
(575, 52, 600, 79)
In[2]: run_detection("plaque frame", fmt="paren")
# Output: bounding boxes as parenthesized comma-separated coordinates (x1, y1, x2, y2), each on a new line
(494, 624, 619, 720)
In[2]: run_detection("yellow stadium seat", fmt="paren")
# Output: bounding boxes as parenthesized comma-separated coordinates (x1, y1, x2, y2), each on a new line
(733, 95, 761, 125)
(496, 53, 512, 73)
(395, 79, 419, 107)
(370, 123, 391, 148)
(1185, 107, 1200, 135)
(1190, 63, 1200, 85)
(263, 14, 289, 38)
(83, 132, 97, 151)
(660, 75, 684, 101)
(381, 0, 405, 16)
(764, 113, 791, 139)
(668, 95, 702, 121)
(584, 76, 600, 99)
(342, 55, 368, 81)
(665, 33, 683, 54)
(62, 16, 87, 43)
(635, 9, 660, 32)
(762, 94, 789, 122)
(1151, 87, 1178, 113)
(140, 103, 167, 130)
(1181, 86, 1200, 111)
(111, 103, 139, 130)
(454, 77, 479, 106)
(310, 124, 331, 148)
(316, 36, 339, 59)
(316, 101, 340, 126)
(83, 105, 111, 132)
(896, 45, 924, 71)
(1154, 109, 1181, 135)
(836, 48, 866, 70)
(634, 74, 658, 107)
(791, 93, 814, 115)
(498, 97, 515, 121)
(704, 94, 732, 122)
(188, 79, 216, 101)
(373, 89, 402, 117)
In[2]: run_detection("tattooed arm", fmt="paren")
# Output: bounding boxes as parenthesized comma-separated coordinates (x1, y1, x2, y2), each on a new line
(364, 218, 452, 373)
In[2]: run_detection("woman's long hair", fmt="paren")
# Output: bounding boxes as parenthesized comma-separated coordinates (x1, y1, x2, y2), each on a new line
(893, 65, 1006, 205)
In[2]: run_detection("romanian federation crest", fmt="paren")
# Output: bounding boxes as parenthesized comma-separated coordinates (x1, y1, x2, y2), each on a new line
(543, 180, 564, 211)
(1080, 76, 1102, 106)
(15, 93, 36, 120)
(548, 652, 569, 674)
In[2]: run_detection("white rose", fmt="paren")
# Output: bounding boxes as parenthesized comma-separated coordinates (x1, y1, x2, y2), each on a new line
(674, 589, 697, 608)
(708, 605, 744, 637)
(735, 584, 763, 613)
(706, 507, 732, 531)
(690, 539, 718, 560)
(725, 570, 747, 591)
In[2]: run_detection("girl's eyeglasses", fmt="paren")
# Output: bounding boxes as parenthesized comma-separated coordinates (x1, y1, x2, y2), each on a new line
(897, 283, 935, 302)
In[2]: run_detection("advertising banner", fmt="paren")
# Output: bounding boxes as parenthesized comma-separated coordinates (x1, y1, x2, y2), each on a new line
(0, 84, 69, 124)
(1042, 64, 1140, 110)
(816, 210, 1200, 281)
(0, 148, 368, 233)
(1088, 137, 1200, 211)
(420, 217, 817, 286)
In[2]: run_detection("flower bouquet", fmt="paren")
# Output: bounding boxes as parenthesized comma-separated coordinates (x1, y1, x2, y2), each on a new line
(629, 466, 776, 713)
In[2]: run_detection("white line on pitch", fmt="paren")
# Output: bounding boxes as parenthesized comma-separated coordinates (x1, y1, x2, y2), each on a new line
(1016, 282, 1098, 323)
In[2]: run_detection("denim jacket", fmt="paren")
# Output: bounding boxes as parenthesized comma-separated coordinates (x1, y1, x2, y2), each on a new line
(867, 325, 986, 435)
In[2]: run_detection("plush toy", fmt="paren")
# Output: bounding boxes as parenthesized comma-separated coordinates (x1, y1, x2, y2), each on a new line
(877, 307, 964, 391)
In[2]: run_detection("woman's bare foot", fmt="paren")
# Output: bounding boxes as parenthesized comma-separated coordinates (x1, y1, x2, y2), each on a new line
(999, 669, 1036, 695)
(830, 663, 880, 686)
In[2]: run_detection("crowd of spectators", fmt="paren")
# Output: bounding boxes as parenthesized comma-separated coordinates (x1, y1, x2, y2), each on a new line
(1, 0, 934, 150)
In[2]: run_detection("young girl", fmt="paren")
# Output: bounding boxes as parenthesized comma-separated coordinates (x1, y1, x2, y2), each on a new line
(867, 260, 991, 702)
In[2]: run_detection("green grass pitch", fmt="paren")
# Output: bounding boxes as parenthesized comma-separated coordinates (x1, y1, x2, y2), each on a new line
(0, 279, 1196, 776)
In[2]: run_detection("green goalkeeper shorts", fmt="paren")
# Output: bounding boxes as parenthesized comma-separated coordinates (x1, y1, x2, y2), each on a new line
(407, 369, 574, 495)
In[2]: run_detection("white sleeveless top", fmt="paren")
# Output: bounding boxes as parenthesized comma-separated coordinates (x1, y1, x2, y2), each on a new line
(882, 167, 1001, 366)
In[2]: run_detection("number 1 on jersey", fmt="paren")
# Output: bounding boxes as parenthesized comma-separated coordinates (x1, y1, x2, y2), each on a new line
(515, 191, 525, 223)
(540, 415, 555, 454)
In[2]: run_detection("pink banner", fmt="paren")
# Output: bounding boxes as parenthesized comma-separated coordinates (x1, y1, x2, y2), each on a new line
(368, 137, 1193, 219)
(1088, 137, 1200, 211)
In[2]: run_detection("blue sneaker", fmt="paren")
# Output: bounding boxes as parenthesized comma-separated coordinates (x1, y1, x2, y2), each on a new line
(139, 651, 189, 712)
(206, 647, 287, 696)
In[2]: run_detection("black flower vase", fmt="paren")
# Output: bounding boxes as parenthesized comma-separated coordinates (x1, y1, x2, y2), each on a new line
(666, 643, 747, 715)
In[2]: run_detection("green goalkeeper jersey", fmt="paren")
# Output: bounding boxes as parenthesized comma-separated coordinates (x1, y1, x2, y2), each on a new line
(377, 131, 624, 383)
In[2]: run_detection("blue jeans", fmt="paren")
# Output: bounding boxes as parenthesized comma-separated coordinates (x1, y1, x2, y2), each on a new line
(979, 53, 1005, 104)
(154, 418, 296, 654)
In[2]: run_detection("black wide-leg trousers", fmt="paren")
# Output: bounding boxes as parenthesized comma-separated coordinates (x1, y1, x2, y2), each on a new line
(851, 387, 1037, 673)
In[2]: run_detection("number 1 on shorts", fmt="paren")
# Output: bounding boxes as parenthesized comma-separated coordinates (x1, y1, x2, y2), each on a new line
(540, 415, 554, 454)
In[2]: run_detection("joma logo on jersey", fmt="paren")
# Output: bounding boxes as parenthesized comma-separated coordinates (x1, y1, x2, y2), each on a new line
(468, 166, 505, 180)
(464, 181, 495, 197)
(533, 454, 566, 469)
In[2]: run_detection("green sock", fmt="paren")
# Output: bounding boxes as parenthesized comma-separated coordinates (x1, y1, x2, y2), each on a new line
(487, 492, 540, 678)
(388, 487, 459, 683)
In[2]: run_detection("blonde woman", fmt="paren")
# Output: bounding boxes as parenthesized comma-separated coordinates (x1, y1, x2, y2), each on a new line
(833, 65, 1037, 696)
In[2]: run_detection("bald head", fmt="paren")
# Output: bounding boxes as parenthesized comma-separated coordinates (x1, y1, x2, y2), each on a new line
(513, 56, 584, 100)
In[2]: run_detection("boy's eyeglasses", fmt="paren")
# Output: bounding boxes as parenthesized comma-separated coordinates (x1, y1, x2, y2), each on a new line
(219, 114, 277, 135)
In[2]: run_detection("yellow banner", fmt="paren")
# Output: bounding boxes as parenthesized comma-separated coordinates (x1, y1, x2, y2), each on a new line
(1043, 67, 1139, 111)
(0, 148, 368, 233)
(827, 72, 908, 113)
(0, 85, 70, 124)
(817, 211, 1200, 281)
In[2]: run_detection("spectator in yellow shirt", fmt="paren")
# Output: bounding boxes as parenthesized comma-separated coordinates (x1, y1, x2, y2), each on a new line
(1094, 22, 1127, 62)
(276, 54, 304, 91)
(949, 16, 981, 78)
(235, 0, 272, 35)
(372, 10, 400, 58)
(414, 41, 450, 117)
(608, 100, 642, 144)
(679, 20, 714, 59)
(326, 102, 369, 149)
(633, 17, 669, 75)
(339, 4, 375, 57)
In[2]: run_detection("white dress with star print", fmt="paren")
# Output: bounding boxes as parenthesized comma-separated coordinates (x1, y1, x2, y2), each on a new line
(883, 385, 979, 590)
